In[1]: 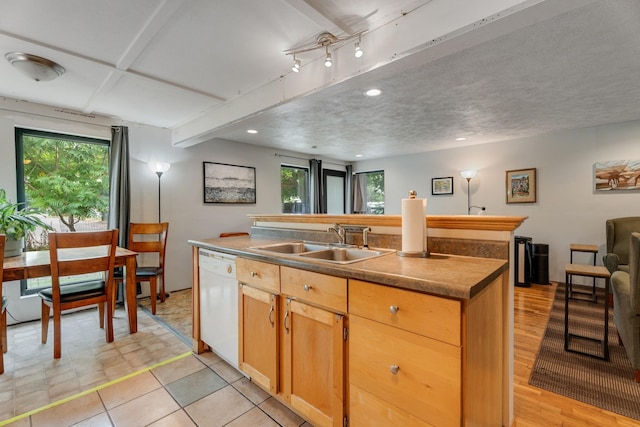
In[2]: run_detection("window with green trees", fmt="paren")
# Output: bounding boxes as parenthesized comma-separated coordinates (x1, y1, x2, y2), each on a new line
(15, 128, 110, 292)
(280, 165, 309, 213)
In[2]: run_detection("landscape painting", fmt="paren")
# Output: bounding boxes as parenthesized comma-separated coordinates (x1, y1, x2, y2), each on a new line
(594, 160, 640, 191)
(203, 162, 256, 203)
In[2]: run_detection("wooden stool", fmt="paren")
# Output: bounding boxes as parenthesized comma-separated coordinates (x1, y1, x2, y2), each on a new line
(568, 244, 599, 302)
(564, 263, 611, 361)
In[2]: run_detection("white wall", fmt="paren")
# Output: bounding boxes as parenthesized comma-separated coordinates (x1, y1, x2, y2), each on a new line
(354, 120, 640, 282)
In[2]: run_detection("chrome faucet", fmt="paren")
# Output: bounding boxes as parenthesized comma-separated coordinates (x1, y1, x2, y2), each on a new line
(362, 227, 371, 249)
(328, 223, 346, 245)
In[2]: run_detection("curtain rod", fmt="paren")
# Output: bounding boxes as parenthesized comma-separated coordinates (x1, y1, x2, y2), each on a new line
(274, 152, 350, 168)
(0, 107, 114, 129)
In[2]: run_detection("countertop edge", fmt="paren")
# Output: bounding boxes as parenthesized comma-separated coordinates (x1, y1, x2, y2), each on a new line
(188, 238, 508, 300)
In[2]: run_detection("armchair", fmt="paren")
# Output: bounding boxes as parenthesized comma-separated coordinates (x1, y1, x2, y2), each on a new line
(603, 217, 640, 274)
(611, 232, 640, 381)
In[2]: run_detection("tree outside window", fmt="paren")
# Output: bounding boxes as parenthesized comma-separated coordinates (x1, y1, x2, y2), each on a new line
(281, 165, 309, 213)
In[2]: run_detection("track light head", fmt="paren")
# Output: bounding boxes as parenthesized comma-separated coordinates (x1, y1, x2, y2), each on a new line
(354, 35, 364, 58)
(324, 47, 332, 68)
(292, 57, 301, 72)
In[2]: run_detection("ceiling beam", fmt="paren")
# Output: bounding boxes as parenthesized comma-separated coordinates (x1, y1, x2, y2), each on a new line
(282, 0, 355, 35)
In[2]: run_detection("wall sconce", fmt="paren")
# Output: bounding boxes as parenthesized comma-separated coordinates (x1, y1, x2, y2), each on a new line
(148, 161, 171, 222)
(285, 31, 365, 72)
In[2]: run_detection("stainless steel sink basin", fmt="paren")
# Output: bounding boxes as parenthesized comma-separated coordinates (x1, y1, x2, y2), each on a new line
(249, 241, 332, 254)
(298, 247, 394, 264)
(249, 241, 394, 264)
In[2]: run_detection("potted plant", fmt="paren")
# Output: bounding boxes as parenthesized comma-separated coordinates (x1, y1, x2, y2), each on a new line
(0, 188, 52, 257)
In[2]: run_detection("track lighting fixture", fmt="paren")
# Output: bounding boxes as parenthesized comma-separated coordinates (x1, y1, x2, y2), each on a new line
(354, 34, 364, 58)
(324, 47, 332, 68)
(292, 55, 301, 72)
(284, 30, 365, 72)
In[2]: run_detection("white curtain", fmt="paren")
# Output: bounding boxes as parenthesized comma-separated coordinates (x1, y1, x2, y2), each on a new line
(353, 173, 368, 214)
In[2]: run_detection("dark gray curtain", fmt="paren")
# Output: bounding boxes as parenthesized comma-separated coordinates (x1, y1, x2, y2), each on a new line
(345, 165, 353, 214)
(108, 126, 130, 248)
(310, 159, 322, 213)
(353, 173, 368, 214)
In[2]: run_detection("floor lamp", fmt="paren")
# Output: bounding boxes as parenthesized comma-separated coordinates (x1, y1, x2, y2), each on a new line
(148, 161, 171, 222)
(460, 170, 477, 215)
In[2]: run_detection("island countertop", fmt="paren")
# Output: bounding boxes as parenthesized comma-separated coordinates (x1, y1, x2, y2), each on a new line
(189, 235, 508, 300)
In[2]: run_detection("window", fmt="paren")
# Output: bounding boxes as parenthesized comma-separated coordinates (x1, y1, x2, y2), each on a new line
(15, 128, 110, 293)
(280, 165, 309, 213)
(353, 170, 384, 214)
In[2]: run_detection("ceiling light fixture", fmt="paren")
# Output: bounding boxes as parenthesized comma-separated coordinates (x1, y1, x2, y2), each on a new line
(365, 88, 382, 97)
(284, 31, 366, 72)
(354, 34, 364, 58)
(247, 129, 258, 134)
(324, 46, 333, 68)
(291, 55, 301, 73)
(5, 52, 65, 82)
(456, 137, 467, 141)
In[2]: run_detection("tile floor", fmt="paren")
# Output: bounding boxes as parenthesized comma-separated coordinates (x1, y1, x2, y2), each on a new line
(0, 302, 312, 426)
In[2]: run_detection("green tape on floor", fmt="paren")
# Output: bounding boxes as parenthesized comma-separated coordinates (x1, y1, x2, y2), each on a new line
(0, 351, 193, 426)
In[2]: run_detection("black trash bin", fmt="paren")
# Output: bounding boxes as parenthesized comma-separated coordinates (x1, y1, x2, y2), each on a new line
(532, 243, 550, 285)
(514, 236, 533, 287)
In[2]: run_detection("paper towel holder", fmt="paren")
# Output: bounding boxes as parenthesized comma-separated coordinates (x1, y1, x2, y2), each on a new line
(398, 190, 429, 258)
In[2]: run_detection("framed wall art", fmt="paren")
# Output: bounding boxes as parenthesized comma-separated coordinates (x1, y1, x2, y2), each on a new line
(431, 177, 454, 195)
(203, 162, 256, 204)
(594, 160, 640, 191)
(506, 168, 536, 204)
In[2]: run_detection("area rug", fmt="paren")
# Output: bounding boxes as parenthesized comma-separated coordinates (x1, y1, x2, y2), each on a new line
(529, 283, 640, 420)
(138, 288, 192, 345)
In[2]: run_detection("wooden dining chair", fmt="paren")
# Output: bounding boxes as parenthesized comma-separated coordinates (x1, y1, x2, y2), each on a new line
(40, 229, 118, 359)
(0, 234, 6, 374)
(117, 223, 169, 315)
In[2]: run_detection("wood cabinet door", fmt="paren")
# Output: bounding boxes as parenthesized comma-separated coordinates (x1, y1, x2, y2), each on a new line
(283, 298, 345, 427)
(239, 284, 279, 394)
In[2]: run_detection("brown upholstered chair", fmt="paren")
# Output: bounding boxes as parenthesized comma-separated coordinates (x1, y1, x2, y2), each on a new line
(604, 217, 640, 274)
(611, 232, 640, 381)
(0, 234, 6, 374)
(40, 230, 118, 359)
(118, 223, 169, 315)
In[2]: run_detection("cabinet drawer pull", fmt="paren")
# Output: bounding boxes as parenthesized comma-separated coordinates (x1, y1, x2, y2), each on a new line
(284, 309, 290, 334)
(390, 365, 400, 375)
(389, 305, 399, 314)
(250, 271, 258, 277)
(268, 305, 274, 327)
(303, 284, 312, 292)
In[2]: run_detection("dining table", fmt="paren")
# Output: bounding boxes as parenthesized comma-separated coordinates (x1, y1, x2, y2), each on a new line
(1, 247, 140, 333)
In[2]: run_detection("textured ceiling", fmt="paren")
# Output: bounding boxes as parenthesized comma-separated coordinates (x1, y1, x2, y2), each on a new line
(0, 1, 638, 161)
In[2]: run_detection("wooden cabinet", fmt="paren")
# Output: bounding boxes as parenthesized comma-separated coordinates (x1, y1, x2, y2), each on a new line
(348, 277, 504, 427)
(237, 258, 280, 394)
(238, 261, 347, 427)
(280, 267, 347, 427)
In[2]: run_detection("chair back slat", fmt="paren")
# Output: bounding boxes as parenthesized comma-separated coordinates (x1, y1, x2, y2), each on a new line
(127, 222, 168, 265)
(49, 230, 119, 296)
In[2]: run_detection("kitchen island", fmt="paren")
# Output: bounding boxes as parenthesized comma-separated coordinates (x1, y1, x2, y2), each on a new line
(189, 214, 524, 427)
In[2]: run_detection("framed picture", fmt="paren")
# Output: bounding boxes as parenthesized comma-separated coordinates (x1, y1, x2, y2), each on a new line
(506, 168, 536, 204)
(594, 160, 640, 191)
(203, 162, 256, 204)
(431, 177, 454, 195)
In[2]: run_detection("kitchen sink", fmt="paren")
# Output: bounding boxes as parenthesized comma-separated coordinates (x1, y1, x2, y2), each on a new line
(249, 241, 331, 254)
(249, 241, 394, 264)
(298, 247, 393, 264)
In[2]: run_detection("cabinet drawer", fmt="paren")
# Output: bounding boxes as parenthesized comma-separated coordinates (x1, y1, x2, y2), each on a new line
(349, 279, 460, 346)
(350, 384, 432, 427)
(281, 266, 347, 313)
(349, 315, 461, 427)
(236, 258, 280, 292)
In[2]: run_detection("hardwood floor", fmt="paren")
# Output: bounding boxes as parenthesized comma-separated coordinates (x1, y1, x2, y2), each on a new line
(513, 283, 640, 426)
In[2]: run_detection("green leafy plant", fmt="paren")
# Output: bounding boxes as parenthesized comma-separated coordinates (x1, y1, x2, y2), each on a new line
(0, 188, 52, 240)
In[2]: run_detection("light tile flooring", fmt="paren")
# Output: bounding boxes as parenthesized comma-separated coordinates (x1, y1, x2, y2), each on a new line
(0, 302, 311, 426)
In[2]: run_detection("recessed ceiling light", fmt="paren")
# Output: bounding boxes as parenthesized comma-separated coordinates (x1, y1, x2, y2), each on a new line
(456, 137, 467, 141)
(364, 89, 382, 97)
(355, 154, 363, 158)
(247, 129, 258, 134)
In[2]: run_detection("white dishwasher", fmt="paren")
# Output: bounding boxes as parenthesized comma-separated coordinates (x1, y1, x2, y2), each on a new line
(198, 249, 238, 369)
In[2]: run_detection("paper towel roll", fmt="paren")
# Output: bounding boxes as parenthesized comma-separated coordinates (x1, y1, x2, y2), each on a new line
(401, 194, 427, 254)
